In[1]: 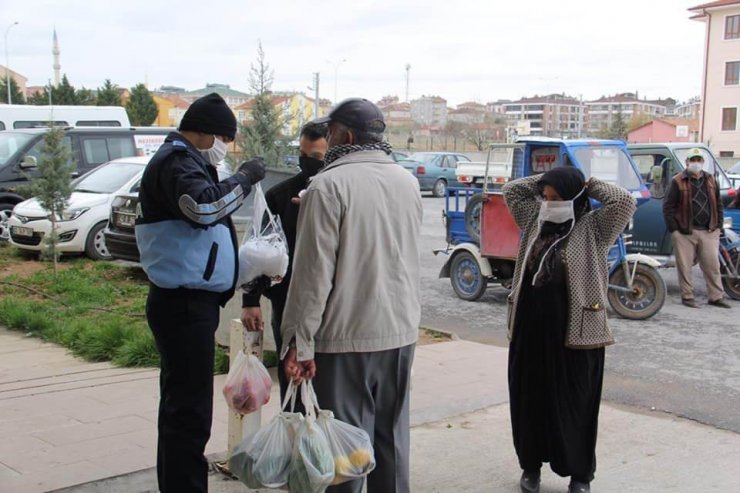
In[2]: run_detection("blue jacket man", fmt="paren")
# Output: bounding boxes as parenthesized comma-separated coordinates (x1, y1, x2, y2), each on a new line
(136, 93, 265, 493)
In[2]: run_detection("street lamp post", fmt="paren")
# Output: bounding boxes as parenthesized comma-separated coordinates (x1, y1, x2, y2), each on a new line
(4, 21, 19, 104)
(329, 58, 346, 104)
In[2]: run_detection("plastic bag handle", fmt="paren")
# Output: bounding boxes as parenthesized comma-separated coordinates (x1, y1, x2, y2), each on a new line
(281, 380, 299, 412)
(307, 381, 323, 413)
(250, 183, 281, 238)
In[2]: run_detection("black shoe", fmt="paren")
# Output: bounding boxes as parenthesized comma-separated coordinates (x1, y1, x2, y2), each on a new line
(520, 470, 540, 493)
(568, 480, 591, 493)
(682, 298, 698, 308)
(708, 298, 732, 309)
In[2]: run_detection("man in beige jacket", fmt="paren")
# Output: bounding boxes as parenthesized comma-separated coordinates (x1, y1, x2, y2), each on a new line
(280, 98, 422, 493)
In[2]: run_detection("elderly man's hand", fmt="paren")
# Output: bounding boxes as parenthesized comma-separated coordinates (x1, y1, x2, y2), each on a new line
(241, 307, 264, 331)
(283, 348, 316, 385)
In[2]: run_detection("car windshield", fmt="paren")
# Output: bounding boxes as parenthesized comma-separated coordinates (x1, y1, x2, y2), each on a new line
(73, 161, 144, 194)
(0, 132, 35, 168)
(726, 162, 740, 174)
(673, 147, 732, 189)
(572, 147, 643, 191)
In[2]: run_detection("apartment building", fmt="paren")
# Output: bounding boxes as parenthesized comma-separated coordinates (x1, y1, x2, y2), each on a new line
(689, 0, 740, 157)
(674, 97, 702, 119)
(181, 83, 250, 108)
(584, 93, 668, 135)
(503, 94, 584, 138)
(410, 95, 448, 127)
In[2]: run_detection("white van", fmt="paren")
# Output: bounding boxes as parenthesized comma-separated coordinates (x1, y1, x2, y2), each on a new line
(0, 105, 131, 130)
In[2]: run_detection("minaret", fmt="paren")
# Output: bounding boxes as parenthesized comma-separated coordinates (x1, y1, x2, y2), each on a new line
(52, 28, 60, 86)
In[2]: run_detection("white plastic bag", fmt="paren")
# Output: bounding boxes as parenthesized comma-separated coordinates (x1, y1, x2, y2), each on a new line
(288, 382, 335, 493)
(317, 408, 375, 485)
(229, 383, 304, 489)
(222, 350, 272, 415)
(238, 183, 289, 289)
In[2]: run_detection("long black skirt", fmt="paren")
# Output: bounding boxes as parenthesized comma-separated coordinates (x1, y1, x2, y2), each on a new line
(508, 269, 605, 482)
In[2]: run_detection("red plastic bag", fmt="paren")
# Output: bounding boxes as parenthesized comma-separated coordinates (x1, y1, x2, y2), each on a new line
(223, 350, 272, 415)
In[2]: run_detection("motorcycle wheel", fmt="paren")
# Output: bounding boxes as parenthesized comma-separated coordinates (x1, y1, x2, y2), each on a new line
(464, 193, 485, 244)
(607, 263, 666, 320)
(450, 250, 488, 301)
(720, 249, 740, 300)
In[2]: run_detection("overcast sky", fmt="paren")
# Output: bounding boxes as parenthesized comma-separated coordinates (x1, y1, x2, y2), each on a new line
(1, 0, 707, 106)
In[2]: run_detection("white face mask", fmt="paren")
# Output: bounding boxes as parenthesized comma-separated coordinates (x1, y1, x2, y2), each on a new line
(529, 187, 586, 285)
(200, 136, 228, 164)
(537, 187, 586, 225)
(687, 162, 703, 174)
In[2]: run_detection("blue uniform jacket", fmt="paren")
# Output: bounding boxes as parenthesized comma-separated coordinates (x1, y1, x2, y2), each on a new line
(135, 132, 253, 306)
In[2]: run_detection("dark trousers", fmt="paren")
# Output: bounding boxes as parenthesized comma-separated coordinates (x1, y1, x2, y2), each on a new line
(312, 344, 415, 493)
(146, 286, 221, 493)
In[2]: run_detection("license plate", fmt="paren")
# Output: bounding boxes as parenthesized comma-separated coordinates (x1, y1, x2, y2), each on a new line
(116, 213, 135, 227)
(11, 226, 33, 237)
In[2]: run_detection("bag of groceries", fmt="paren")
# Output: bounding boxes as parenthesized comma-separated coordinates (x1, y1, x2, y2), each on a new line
(287, 382, 335, 493)
(316, 408, 375, 485)
(229, 382, 303, 489)
(237, 183, 289, 289)
(222, 350, 272, 415)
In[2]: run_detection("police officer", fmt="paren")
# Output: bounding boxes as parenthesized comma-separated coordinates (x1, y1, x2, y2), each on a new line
(135, 92, 265, 493)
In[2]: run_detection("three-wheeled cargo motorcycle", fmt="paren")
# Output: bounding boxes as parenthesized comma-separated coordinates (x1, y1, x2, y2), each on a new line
(437, 137, 667, 320)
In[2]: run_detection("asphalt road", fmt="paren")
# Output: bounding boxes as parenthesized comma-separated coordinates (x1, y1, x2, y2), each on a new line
(418, 195, 740, 433)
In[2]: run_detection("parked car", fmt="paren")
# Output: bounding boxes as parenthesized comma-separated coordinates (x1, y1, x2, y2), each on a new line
(8, 157, 150, 260)
(391, 151, 408, 162)
(104, 166, 232, 263)
(727, 161, 740, 189)
(626, 143, 737, 257)
(0, 126, 172, 241)
(282, 154, 299, 167)
(399, 152, 471, 197)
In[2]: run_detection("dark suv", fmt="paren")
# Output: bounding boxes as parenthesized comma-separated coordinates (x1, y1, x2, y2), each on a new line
(0, 126, 173, 241)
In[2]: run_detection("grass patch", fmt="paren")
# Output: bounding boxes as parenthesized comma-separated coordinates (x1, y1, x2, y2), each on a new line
(0, 257, 223, 373)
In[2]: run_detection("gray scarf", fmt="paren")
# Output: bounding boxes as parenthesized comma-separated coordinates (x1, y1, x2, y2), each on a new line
(324, 141, 393, 164)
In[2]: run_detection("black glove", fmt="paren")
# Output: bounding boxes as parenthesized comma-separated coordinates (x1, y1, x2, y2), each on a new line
(238, 157, 266, 183)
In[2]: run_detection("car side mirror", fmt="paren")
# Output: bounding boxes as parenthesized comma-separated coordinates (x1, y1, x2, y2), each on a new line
(19, 155, 37, 169)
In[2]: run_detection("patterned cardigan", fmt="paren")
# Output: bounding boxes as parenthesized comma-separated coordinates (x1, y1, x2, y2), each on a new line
(502, 175, 636, 349)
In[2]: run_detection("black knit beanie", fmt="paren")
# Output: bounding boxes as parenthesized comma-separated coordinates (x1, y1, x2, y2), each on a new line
(179, 93, 237, 140)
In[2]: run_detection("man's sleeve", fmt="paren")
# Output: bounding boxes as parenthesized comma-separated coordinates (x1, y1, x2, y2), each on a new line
(241, 276, 270, 307)
(662, 178, 679, 233)
(164, 154, 254, 227)
(279, 188, 341, 361)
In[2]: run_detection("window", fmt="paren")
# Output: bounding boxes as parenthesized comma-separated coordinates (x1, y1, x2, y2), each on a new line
(24, 135, 73, 166)
(81, 136, 136, 165)
(0, 122, 4, 131)
(722, 107, 738, 131)
(726, 14, 740, 39)
(75, 120, 122, 127)
(725, 61, 740, 85)
(14, 121, 69, 129)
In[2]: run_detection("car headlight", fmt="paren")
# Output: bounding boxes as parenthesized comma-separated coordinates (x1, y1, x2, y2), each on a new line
(58, 207, 90, 221)
(723, 217, 733, 229)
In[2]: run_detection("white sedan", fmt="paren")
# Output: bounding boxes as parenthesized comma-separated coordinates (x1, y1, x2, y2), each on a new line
(8, 156, 149, 260)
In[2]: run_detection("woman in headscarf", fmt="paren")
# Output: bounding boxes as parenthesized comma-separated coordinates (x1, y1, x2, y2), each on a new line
(502, 167, 636, 493)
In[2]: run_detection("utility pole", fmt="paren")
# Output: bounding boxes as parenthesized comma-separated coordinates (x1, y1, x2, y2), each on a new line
(313, 72, 319, 118)
(328, 58, 346, 104)
(405, 64, 411, 102)
(578, 94, 584, 138)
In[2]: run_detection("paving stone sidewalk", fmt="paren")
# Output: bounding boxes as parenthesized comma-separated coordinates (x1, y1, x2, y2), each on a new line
(0, 328, 507, 493)
(2, 328, 739, 493)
